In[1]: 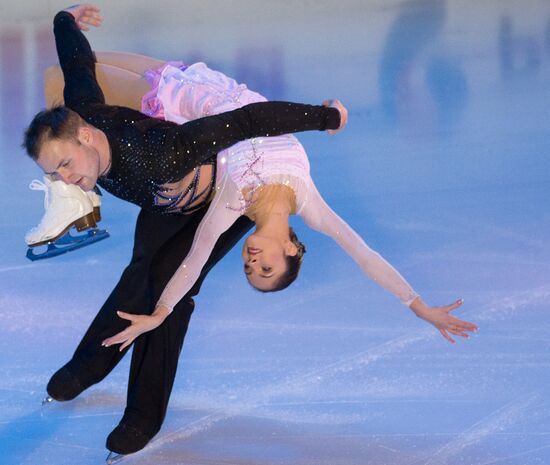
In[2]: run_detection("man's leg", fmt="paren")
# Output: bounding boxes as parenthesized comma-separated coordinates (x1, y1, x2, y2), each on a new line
(107, 215, 253, 454)
(47, 209, 194, 400)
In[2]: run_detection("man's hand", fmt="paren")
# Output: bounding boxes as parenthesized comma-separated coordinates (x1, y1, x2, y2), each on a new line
(101, 305, 171, 351)
(64, 4, 103, 31)
(323, 99, 348, 135)
(410, 297, 478, 344)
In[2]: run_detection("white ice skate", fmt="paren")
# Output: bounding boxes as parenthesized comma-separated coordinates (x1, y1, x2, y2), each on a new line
(25, 176, 109, 260)
(87, 186, 102, 223)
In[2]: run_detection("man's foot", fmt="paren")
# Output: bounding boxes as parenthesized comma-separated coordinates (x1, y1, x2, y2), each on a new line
(46, 366, 84, 401)
(106, 422, 152, 455)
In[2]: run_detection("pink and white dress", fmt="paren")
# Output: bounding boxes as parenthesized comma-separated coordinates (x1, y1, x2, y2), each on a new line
(142, 63, 419, 311)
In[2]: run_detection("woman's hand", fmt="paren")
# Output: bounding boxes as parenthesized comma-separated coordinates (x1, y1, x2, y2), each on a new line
(102, 305, 172, 351)
(323, 99, 348, 134)
(410, 297, 478, 344)
(64, 4, 103, 31)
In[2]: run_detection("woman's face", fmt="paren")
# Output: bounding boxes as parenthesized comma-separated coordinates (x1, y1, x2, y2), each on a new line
(242, 233, 289, 291)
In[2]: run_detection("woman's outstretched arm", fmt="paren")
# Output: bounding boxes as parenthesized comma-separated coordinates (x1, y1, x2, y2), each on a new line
(300, 181, 478, 343)
(101, 174, 243, 350)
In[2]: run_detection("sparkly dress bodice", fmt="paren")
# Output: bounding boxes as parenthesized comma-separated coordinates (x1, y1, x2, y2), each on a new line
(144, 63, 312, 213)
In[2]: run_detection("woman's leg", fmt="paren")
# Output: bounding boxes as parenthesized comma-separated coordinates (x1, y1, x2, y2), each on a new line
(44, 49, 167, 108)
(44, 63, 151, 110)
(94, 51, 166, 75)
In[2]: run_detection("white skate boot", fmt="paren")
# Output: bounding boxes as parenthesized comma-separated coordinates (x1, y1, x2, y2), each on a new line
(87, 186, 103, 223)
(26, 176, 109, 260)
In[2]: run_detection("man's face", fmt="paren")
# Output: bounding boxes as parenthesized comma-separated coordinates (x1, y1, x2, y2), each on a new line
(37, 136, 101, 191)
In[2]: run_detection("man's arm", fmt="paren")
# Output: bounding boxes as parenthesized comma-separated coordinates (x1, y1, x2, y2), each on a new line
(53, 8, 105, 110)
(169, 101, 343, 173)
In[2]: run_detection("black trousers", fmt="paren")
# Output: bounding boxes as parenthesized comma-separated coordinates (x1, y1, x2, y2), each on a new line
(62, 207, 252, 437)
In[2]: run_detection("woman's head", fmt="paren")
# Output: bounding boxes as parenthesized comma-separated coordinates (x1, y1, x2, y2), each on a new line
(242, 227, 306, 292)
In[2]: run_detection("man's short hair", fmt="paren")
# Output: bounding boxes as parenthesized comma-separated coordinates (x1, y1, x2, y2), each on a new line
(22, 106, 85, 160)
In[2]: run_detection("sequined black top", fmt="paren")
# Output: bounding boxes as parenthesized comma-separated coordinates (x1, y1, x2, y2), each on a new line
(53, 11, 340, 212)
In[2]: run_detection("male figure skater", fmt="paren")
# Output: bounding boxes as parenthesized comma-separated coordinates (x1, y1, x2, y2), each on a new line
(23, 4, 347, 457)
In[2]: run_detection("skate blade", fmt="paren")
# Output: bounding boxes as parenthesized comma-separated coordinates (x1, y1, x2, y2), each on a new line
(26, 229, 110, 261)
(106, 451, 125, 464)
(41, 395, 54, 406)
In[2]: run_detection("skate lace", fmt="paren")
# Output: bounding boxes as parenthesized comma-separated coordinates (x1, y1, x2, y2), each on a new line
(29, 179, 52, 210)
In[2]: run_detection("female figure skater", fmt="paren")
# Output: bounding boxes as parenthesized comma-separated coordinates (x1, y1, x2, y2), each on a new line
(99, 57, 478, 351)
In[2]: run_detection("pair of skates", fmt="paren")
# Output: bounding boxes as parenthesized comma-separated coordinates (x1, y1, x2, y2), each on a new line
(25, 176, 109, 260)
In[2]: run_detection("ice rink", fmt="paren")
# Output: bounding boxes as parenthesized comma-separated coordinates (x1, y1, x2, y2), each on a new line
(1, 1, 550, 464)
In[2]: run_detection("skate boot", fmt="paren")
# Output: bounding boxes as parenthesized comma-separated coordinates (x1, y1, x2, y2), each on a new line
(25, 176, 109, 260)
(46, 365, 85, 402)
(41, 364, 85, 407)
(106, 422, 153, 463)
(88, 185, 103, 223)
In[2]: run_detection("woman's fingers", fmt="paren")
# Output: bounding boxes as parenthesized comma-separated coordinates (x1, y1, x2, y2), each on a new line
(119, 338, 135, 352)
(116, 311, 139, 321)
(439, 328, 455, 344)
(443, 315, 477, 339)
(444, 299, 479, 335)
(447, 326, 470, 338)
(102, 324, 135, 346)
(102, 330, 127, 347)
(458, 321, 478, 332)
(101, 311, 161, 349)
(102, 326, 133, 344)
(445, 299, 464, 313)
(448, 315, 478, 333)
(103, 330, 133, 348)
(100, 309, 146, 348)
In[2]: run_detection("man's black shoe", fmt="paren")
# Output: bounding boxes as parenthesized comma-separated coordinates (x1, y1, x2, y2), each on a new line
(46, 366, 84, 401)
(106, 422, 152, 455)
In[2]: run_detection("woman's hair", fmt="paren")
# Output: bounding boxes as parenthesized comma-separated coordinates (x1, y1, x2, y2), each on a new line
(257, 227, 306, 293)
(22, 105, 85, 160)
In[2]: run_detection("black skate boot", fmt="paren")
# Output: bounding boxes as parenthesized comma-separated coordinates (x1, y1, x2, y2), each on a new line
(106, 422, 153, 462)
(46, 366, 85, 401)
